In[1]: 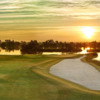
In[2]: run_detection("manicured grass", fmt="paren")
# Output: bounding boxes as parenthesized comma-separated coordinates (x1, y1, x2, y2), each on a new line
(0, 54, 99, 100)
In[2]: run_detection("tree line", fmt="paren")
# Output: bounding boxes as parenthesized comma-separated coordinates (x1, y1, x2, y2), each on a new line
(0, 40, 100, 54)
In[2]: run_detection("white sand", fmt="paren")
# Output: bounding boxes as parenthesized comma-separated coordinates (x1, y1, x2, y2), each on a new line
(50, 57, 100, 90)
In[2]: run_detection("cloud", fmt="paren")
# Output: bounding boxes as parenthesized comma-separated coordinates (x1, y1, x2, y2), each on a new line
(86, 0, 100, 4)
(0, 0, 100, 32)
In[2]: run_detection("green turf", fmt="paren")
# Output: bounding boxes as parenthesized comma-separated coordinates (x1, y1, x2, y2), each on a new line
(0, 54, 99, 100)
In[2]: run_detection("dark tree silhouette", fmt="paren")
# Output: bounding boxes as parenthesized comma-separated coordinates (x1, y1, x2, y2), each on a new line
(0, 39, 100, 54)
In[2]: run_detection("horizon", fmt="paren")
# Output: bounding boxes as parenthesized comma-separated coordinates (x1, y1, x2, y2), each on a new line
(0, 39, 99, 43)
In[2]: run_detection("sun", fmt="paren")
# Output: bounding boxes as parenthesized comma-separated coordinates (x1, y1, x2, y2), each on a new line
(81, 27, 95, 38)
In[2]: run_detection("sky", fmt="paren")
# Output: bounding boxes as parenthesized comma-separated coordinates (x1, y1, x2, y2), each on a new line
(0, 0, 100, 42)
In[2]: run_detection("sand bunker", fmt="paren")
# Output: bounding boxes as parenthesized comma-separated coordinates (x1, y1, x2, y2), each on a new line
(50, 57, 100, 90)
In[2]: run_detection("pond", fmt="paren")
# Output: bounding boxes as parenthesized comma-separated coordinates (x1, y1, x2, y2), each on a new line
(0, 50, 89, 56)
(50, 56, 100, 90)
(93, 53, 100, 61)
(42, 52, 67, 55)
(76, 47, 90, 54)
(0, 50, 21, 55)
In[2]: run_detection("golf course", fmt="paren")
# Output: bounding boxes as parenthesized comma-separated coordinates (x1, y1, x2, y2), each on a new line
(0, 54, 100, 100)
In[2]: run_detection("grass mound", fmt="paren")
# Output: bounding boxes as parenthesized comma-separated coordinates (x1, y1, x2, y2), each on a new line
(82, 53, 100, 71)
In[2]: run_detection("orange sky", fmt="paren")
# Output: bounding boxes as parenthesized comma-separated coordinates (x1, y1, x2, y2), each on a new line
(0, 0, 100, 42)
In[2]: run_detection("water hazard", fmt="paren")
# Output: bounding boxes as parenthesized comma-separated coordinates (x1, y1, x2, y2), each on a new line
(50, 57, 100, 90)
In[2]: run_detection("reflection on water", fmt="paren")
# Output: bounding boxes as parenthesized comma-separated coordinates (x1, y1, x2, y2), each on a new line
(93, 53, 100, 61)
(42, 52, 67, 55)
(43, 49, 89, 55)
(0, 50, 21, 55)
(76, 47, 90, 54)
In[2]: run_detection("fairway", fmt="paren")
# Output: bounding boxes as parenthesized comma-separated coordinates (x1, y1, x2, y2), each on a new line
(0, 54, 100, 100)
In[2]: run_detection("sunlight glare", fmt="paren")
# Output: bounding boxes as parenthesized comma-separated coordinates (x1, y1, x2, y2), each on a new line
(81, 27, 95, 38)
(87, 47, 90, 50)
(81, 47, 90, 54)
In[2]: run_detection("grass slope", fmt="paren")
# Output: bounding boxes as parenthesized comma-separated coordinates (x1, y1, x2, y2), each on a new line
(81, 54, 100, 71)
(0, 54, 99, 100)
